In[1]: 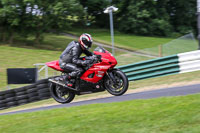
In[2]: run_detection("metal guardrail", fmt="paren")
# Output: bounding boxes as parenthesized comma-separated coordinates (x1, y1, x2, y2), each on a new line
(117, 50, 200, 81)
(34, 63, 49, 79)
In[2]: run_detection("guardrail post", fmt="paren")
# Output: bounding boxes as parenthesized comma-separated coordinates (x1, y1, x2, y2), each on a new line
(45, 65, 48, 78)
(159, 45, 162, 57)
(34, 63, 48, 80)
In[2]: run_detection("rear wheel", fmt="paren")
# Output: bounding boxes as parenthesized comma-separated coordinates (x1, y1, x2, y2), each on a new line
(104, 70, 129, 96)
(49, 83, 75, 104)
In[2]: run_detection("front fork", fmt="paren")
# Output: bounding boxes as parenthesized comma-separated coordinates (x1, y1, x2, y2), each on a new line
(106, 68, 120, 84)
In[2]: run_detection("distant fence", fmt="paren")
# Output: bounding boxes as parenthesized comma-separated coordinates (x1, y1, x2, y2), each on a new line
(117, 50, 200, 81)
(1, 50, 200, 110)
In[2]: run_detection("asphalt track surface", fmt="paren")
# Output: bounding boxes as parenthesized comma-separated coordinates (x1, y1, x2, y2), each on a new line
(1, 83, 200, 115)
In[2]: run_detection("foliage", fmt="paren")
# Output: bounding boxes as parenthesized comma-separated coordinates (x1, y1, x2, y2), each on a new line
(166, 0, 196, 35)
(78, 0, 197, 36)
(114, 0, 196, 36)
(79, 0, 110, 27)
(0, 0, 198, 43)
(0, 0, 85, 44)
(113, 0, 171, 36)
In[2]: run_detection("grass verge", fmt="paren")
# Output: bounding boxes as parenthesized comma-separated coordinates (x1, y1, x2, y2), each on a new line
(67, 28, 174, 50)
(0, 45, 61, 89)
(0, 93, 200, 133)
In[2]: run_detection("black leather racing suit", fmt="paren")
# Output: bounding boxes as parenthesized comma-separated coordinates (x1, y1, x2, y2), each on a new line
(59, 41, 93, 78)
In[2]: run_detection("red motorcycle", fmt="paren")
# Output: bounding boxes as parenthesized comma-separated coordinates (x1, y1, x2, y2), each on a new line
(46, 47, 129, 103)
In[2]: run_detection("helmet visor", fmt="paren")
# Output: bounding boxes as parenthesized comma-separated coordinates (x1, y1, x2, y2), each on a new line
(82, 40, 92, 48)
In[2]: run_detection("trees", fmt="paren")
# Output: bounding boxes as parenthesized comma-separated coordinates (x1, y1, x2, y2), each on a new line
(114, 0, 196, 36)
(0, 0, 22, 43)
(28, 0, 85, 44)
(79, 0, 110, 27)
(114, 0, 172, 36)
(0, 0, 85, 44)
(0, 0, 198, 39)
(166, 0, 196, 34)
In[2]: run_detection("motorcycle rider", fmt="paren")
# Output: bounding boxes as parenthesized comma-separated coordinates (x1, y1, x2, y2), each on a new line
(59, 33, 94, 87)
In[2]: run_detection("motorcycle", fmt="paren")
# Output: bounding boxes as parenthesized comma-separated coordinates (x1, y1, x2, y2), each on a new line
(46, 46, 129, 104)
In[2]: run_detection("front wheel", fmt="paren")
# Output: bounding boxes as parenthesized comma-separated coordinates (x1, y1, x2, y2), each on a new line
(104, 70, 129, 96)
(49, 83, 75, 104)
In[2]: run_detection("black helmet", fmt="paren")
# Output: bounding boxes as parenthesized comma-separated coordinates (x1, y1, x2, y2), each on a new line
(79, 33, 93, 49)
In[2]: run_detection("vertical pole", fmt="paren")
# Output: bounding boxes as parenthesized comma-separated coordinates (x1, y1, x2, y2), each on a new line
(7, 85, 10, 90)
(159, 45, 162, 57)
(109, 10, 115, 56)
(197, 0, 200, 49)
(35, 65, 39, 80)
(45, 65, 48, 78)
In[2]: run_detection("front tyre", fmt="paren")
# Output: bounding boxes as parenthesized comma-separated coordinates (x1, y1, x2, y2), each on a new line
(49, 83, 75, 104)
(104, 70, 129, 96)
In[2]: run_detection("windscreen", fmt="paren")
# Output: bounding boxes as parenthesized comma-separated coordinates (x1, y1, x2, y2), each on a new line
(94, 46, 106, 53)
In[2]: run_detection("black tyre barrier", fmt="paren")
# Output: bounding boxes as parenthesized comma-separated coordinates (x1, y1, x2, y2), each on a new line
(18, 99, 29, 105)
(15, 91, 27, 96)
(0, 95, 4, 100)
(37, 84, 49, 89)
(38, 88, 49, 93)
(27, 92, 38, 98)
(35, 79, 48, 85)
(0, 78, 52, 110)
(39, 92, 51, 98)
(7, 101, 18, 107)
(4, 93, 15, 98)
(0, 99, 6, 104)
(5, 97, 16, 103)
(14, 87, 27, 93)
(26, 88, 38, 93)
(29, 96, 40, 102)
(0, 103, 7, 109)
(25, 84, 37, 89)
(0, 89, 14, 95)
(16, 95, 29, 101)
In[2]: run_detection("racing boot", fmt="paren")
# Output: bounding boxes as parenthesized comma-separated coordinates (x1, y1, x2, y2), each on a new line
(63, 74, 75, 87)
(67, 78, 75, 87)
(59, 74, 70, 85)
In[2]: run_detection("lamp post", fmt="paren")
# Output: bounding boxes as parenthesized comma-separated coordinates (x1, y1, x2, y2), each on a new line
(197, 0, 200, 49)
(104, 6, 118, 56)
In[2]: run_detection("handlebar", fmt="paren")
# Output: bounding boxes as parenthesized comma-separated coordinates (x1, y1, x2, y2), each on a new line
(84, 54, 102, 70)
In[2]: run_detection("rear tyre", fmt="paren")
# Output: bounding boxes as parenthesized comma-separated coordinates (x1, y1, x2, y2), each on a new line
(104, 70, 129, 96)
(49, 83, 75, 104)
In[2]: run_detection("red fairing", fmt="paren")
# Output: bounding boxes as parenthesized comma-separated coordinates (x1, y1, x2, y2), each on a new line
(46, 60, 64, 71)
(46, 48, 117, 83)
(80, 50, 117, 83)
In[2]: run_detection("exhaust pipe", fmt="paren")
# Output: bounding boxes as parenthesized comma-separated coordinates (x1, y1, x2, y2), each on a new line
(49, 79, 78, 91)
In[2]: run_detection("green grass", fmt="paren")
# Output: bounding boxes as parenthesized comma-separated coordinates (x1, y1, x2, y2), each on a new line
(0, 45, 62, 89)
(133, 70, 200, 89)
(0, 93, 200, 133)
(11, 33, 126, 56)
(12, 33, 74, 51)
(67, 28, 174, 50)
